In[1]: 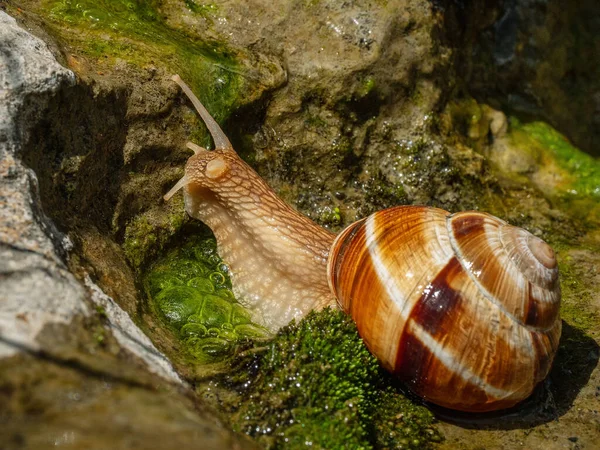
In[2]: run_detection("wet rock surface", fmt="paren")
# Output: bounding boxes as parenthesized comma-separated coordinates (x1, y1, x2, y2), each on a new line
(0, 10, 256, 450)
(1, 1, 599, 449)
(0, 9, 86, 359)
(446, 0, 600, 157)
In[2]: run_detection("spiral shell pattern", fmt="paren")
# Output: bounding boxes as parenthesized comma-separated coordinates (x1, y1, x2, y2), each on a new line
(327, 206, 561, 412)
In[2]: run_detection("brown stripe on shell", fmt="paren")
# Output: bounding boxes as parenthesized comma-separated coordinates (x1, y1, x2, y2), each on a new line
(448, 211, 560, 331)
(394, 330, 436, 396)
(407, 256, 464, 336)
(452, 213, 485, 239)
(396, 321, 534, 412)
(526, 283, 561, 328)
(393, 257, 467, 406)
(395, 254, 547, 412)
(525, 284, 539, 326)
(394, 331, 503, 411)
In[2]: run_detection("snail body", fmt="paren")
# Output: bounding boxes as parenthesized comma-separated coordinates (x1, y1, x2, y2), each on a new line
(165, 75, 561, 412)
(165, 76, 336, 332)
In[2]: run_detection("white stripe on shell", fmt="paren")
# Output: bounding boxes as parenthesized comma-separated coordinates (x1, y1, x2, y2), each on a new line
(409, 321, 517, 400)
(365, 212, 525, 401)
(446, 219, 553, 332)
(364, 211, 452, 321)
(365, 213, 411, 319)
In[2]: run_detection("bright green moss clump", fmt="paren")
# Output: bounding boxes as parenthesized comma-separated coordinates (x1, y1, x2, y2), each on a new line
(227, 308, 442, 449)
(144, 236, 441, 447)
(512, 121, 600, 199)
(41, 0, 243, 122)
(144, 232, 269, 363)
(507, 119, 600, 223)
(144, 237, 441, 447)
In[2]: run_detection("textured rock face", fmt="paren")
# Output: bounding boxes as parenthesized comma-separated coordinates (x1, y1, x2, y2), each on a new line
(202, 0, 457, 222)
(458, 0, 600, 157)
(1, 1, 599, 449)
(0, 10, 86, 358)
(0, 7, 179, 382)
(0, 11, 256, 450)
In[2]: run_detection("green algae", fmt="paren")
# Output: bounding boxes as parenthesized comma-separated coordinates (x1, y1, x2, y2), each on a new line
(225, 308, 442, 450)
(362, 169, 408, 215)
(506, 120, 600, 223)
(30, 0, 269, 272)
(510, 120, 600, 196)
(183, 0, 218, 17)
(450, 98, 600, 223)
(39, 0, 244, 123)
(448, 98, 484, 139)
(123, 201, 187, 270)
(317, 205, 342, 227)
(143, 232, 269, 363)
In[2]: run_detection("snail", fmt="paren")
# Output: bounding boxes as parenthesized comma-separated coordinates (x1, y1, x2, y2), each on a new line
(164, 75, 561, 412)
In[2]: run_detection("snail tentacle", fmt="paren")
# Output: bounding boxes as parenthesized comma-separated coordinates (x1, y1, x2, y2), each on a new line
(163, 176, 189, 202)
(186, 142, 206, 154)
(171, 74, 232, 150)
(166, 76, 337, 330)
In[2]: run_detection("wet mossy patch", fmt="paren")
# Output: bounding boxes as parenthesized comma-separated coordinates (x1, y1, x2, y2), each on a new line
(512, 122, 600, 193)
(143, 231, 269, 364)
(219, 308, 442, 450)
(510, 120, 600, 188)
(141, 228, 443, 448)
(183, 0, 218, 16)
(17, 0, 249, 124)
(122, 197, 187, 271)
(501, 119, 600, 223)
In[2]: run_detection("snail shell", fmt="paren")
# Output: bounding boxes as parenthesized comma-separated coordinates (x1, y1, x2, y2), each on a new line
(327, 206, 561, 412)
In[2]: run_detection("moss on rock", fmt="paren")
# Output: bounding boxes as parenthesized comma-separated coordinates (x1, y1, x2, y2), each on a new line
(222, 308, 442, 450)
(506, 120, 600, 223)
(143, 231, 269, 364)
(122, 199, 187, 270)
(40, 0, 245, 121)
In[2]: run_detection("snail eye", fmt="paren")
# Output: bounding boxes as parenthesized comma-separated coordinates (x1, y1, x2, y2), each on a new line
(205, 157, 229, 180)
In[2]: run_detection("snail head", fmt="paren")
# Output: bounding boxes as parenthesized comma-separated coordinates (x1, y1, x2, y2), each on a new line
(164, 74, 240, 203)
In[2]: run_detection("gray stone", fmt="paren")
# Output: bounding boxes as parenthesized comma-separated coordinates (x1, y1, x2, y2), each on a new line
(0, 11, 84, 358)
(0, 11, 180, 383)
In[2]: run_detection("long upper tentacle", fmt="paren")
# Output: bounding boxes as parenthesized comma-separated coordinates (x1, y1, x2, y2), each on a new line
(171, 74, 232, 151)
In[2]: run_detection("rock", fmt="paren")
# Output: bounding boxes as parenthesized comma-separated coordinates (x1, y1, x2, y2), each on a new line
(1, 2, 599, 449)
(0, 10, 85, 358)
(456, 0, 600, 157)
(0, 11, 256, 450)
(217, 0, 461, 222)
(0, 7, 179, 383)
